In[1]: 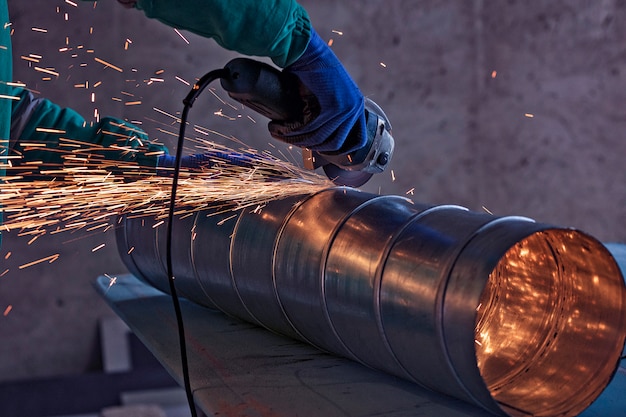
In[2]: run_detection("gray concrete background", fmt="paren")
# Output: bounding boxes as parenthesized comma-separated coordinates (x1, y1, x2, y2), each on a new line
(1, 0, 624, 382)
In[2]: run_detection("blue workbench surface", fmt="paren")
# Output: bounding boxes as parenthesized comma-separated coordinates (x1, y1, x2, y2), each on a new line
(95, 243, 626, 417)
(95, 273, 488, 417)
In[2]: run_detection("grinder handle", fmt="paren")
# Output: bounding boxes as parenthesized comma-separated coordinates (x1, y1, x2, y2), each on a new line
(220, 58, 304, 122)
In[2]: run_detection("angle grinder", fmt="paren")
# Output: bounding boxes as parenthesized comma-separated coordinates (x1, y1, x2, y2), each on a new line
(220, 58, 394, 187)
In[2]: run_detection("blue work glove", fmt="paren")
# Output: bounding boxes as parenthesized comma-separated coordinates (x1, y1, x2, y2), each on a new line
(268, 28, 367, 155)
(156, 151, 255, 175)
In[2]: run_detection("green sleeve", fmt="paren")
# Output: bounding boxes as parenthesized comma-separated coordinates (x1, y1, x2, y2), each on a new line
(12, 87, 168, 170)
(1, 0, 11, 245)
(1, 0, 12, 158)
(134, 0, 311, 68)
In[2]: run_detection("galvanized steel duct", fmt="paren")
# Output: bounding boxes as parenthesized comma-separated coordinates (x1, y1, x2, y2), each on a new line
(116, 187, 626, 417)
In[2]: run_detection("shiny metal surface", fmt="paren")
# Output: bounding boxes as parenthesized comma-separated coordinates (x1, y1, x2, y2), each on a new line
(116, 187, 626, 417)
(473, 230, 625, 416)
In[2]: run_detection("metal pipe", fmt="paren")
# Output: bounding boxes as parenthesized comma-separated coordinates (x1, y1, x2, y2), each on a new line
(116, 187, 626, 417)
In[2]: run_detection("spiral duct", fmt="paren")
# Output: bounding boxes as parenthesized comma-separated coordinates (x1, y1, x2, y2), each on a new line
(116, 187, 626, 416)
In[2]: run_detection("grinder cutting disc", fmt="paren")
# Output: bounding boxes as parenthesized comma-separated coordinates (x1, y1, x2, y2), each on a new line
(323, 164, 373, 188)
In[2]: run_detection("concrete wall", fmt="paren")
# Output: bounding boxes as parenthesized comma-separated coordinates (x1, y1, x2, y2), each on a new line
(1, 0, 624, 381)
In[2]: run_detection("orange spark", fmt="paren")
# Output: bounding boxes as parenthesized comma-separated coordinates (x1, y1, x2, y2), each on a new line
(94, 57, 123, 73)
(174, 28, 190, 44)
(92, 243, 106, 252)
(35, 127, 66, 134)
(34, 67, 59, 77)
(175, 76, 190, 86)
(19, 254, 60, 269)
(20, 56, 39, 63)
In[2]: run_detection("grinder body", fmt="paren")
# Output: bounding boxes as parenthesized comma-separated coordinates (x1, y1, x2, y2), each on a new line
(220, 58, 394, 187)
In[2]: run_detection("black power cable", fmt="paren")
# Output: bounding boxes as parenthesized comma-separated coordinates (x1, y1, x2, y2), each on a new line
(167, 68, 229, 417)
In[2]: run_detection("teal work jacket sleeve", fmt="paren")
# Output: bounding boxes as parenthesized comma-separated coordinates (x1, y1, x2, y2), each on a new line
(10, 87, 167, 170)
(1, 0, 11, 162)
(130, 0, 311, 68)
(1, 0, 13, 244)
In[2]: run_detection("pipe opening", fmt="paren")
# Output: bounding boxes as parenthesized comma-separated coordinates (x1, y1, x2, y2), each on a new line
(474, 230, 625, 417)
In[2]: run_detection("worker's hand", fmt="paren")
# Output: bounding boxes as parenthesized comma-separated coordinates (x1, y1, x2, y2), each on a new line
(268, 28, 367, 155)
(156, 151, 255, 175)
(11, 87, 168, 170)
